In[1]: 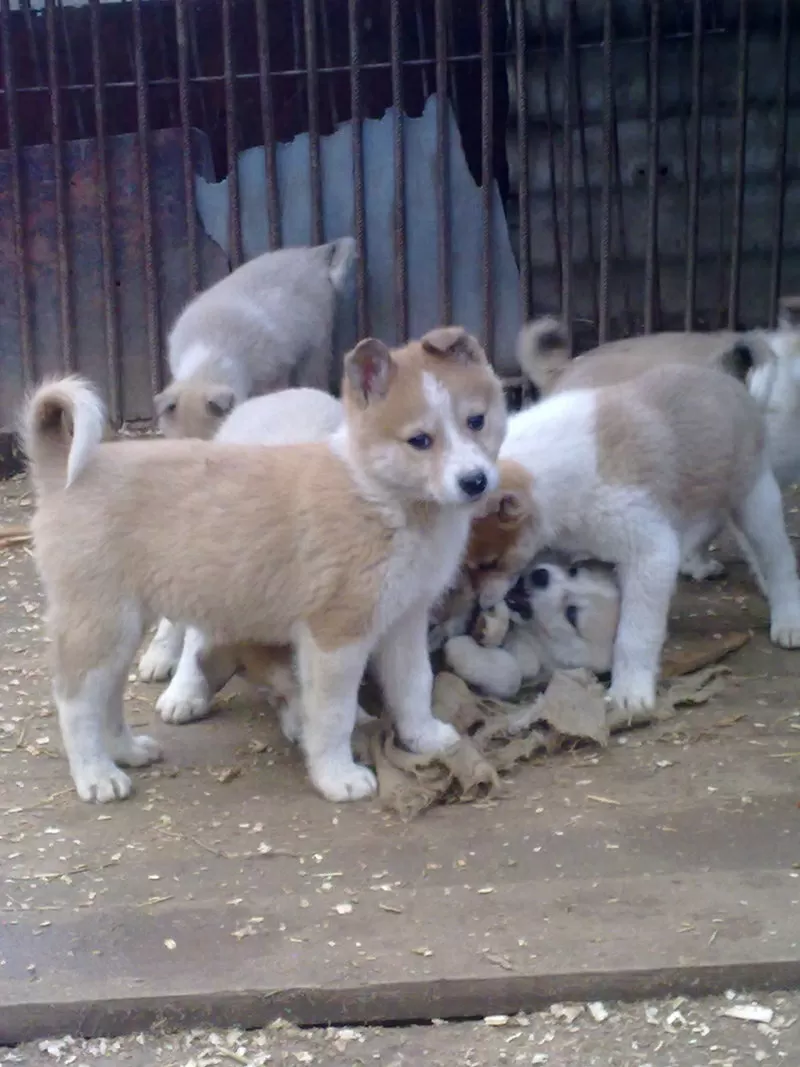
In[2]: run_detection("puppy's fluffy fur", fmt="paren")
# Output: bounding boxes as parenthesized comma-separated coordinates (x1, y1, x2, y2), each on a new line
(155, 238, 356, 440)
(138, 387, 344, 706)
(465, 362, 800, 712)
(23, 326, 506, 805)
(441, 553, 619, 699)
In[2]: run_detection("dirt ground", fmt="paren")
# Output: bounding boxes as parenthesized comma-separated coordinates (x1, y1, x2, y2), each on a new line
(2, 474, 800, 1048)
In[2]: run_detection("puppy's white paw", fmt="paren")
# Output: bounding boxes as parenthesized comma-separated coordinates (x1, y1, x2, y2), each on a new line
(680, 556, 726, 582)
(110, 732, 163, 767)
(770, 612, 800, 649)
(355, 705, 374, 727)
(402, 717, 460, 754)
(311, 761, 378, 803)
(73, 761, 133, 804)
(157, 680, 212, 725)
(607, 672, 656, 713)
(138, 642, 179, 683)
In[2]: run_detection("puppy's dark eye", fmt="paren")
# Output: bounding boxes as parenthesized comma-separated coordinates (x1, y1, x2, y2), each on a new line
(407, 432, 434, 450)
(568, 565, 579, 578)
(565, 604, 579, 629)
(477, 559, 498, 572)
(466, 413, 485, 432)
(164, 402, 177, 416)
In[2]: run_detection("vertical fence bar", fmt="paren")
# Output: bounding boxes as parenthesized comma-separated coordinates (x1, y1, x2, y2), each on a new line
(514, 0, 530, 324)
(132, 0, 161, 394)
(45, 0, 73, 371)
(221, 0, 242, 268)
(0, 0, 35, 390)
(390, 0, 408, 342)
(574, 38, 599, 335)
(89, 0, 120, 424)
(768, 0, 789, 326)
(434, 0, 452, 324)
(480, 0, 493, 350)
(539, 2, 562, 313)
(254, 0, 281, 251)
(348, 0, 369, 336)
(175, 0, 199, 295)
(683, 0, 703, 331)
(597, 0, 613, 343)
(561, 0, 574, 350)
(303, 0, 324, 247)
(727, 0, 748, 330)
(643, 0, 660, 334)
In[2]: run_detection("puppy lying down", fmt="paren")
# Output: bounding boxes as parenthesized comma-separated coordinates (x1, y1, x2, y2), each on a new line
(432, 553, 620, 700)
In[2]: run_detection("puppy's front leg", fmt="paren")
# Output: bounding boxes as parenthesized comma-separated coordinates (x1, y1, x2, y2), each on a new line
(138, 618, 186, 682)
(296, 628, 377, 802)
(608, 531, 680, 712)
(156, 627, 223, 724)
(376, 604, 460, 753)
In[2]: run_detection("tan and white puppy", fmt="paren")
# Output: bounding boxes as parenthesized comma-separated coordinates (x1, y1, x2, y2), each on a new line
(155, 238, 356, 440)
(23, 326, 506, 805)
(138, 386, 344, 693)
(442, 553, 619, 699)
(465, 364, 800, 712)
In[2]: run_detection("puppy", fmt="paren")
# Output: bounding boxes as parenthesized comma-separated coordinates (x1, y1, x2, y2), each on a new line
(443, 553, 619, 699)
(138, 386, 344, 690)
(23, 326, 506, 804)
(155, 238, 356, 439)
(465, 363, 800, 712)
(521, 297, 800, 488)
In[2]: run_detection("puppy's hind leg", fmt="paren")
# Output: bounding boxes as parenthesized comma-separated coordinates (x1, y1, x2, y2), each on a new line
(157, 627, 234, 724)
(138, 618, 186, 682)
(53, 603, 161, 803)
(730, 467, 800, 647)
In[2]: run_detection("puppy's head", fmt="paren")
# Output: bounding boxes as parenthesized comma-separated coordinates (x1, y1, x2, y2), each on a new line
(154, 381, 237, 439)
(508, 554, 620, 673)
(464, 459, 539, 609)
(341, 327, 506, 506)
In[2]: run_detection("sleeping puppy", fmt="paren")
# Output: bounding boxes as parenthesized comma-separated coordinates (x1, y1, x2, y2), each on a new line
(442, 552, 619, 699)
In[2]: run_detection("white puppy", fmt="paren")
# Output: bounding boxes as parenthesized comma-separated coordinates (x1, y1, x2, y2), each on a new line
(465, 363, 800, 712)
(138, 387, 344, 691)
(155, 238, 356, 439)
(443, 554, 619, 699)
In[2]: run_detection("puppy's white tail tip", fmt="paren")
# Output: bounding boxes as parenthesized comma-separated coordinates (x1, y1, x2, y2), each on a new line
(325, 236, 357, 292)
(21, 374, 107, 493)
(516, 315, 570, 394)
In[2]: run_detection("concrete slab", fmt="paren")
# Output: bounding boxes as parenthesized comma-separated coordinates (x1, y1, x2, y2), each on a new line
(2, 475, 800, 1044)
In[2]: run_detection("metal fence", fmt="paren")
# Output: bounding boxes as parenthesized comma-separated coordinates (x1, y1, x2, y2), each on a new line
(0, 0, 797, 428)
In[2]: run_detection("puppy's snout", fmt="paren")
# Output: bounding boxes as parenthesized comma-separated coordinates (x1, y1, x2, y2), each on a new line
(530, 567, 550, 589)
(458, 469, 488, 500)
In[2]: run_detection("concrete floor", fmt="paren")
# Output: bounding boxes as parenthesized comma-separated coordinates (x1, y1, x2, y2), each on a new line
(2, 475, 800, 1046)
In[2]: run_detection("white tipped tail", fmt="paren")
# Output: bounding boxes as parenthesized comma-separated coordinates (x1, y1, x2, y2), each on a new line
(515, 316, 571, 396)
(325, 236, 357, 293)
(21, 375, 107, 495)
(715, 332, 778, 409)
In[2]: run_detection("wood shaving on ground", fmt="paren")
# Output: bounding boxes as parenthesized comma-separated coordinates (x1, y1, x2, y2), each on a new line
(0, 524, 31, 549)
(355, 632, 746, 819)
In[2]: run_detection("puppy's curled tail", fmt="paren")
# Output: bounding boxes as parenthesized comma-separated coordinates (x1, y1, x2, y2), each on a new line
(21, 375, 107, 496)
(713, 331, 777, 408)
(515, 316, 571, 396)
(325, 236, 358, 293)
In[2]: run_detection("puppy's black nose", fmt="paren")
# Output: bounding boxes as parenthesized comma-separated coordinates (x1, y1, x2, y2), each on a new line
(530, 567, 550, 589)
(458, 470, 488, 499)
(505, 577, 532, 620)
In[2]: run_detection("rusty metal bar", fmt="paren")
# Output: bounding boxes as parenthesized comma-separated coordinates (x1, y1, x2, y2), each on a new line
(561, 0, 574, 350)
(683, 0, 703, 331)
(414, 0, 431, 101)
(768, 0, 789, 327)
(434, 0, 452, 325)
(89, 0, 121, 425)
(597, 0, 613, 344)
(0, 0, 35, 391)
(303, 0, 324, 247)
(175, 0, 199, 295)
(390, 0, 408, 342)
(727, 0, 748, 330)
(515, 0, 530, 324)
(574, 24, 598, 336)
(347, 0, 368, 336)
(254, 0, 281, 251)
(480, 0, 493, 351)
(319, 0, 339, 127)
(132, 0, 161, 395)
(643, 0, 660, 334)
(222, 0, 242, 268)
(539, 1, 562, 321)
(60, 2, 86, 141)
(45, 0, 73, 372)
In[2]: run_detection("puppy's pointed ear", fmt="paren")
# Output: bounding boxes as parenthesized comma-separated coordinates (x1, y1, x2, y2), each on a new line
(206, 387, 236, 419)
(344, 338, 396, 405)
(421, 326, 486, 365)
(778, 296, 800, 330)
